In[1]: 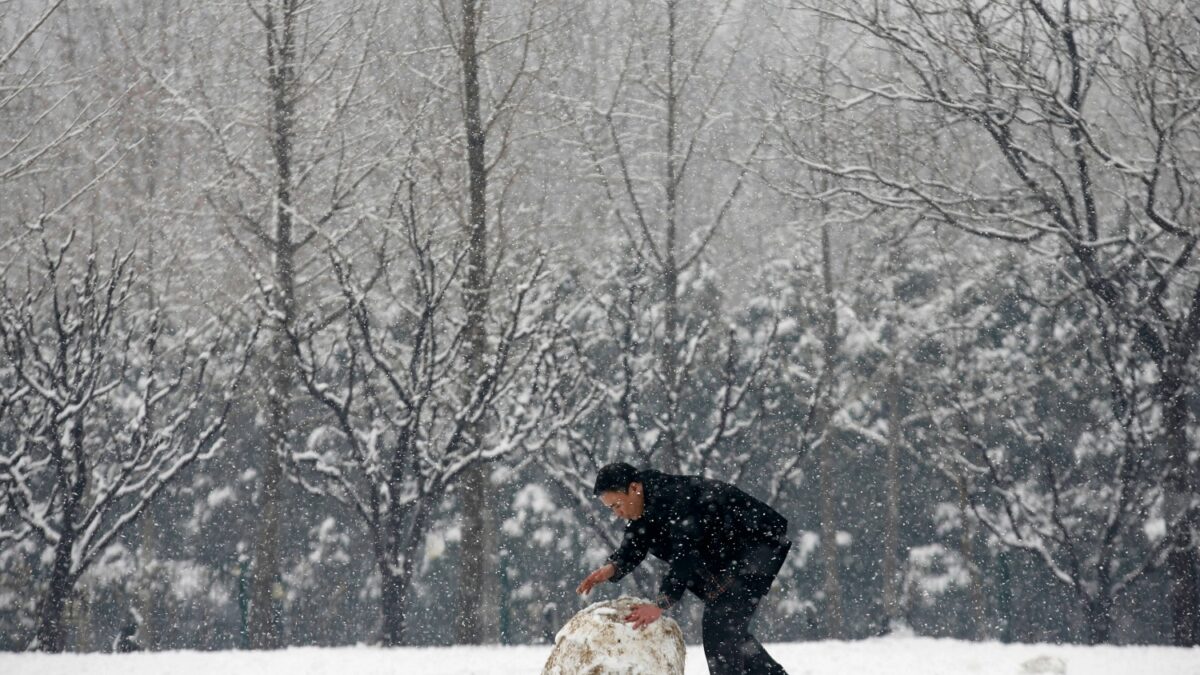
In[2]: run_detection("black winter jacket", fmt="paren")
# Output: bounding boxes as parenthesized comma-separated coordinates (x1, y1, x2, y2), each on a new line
(605, 469, 789, 608)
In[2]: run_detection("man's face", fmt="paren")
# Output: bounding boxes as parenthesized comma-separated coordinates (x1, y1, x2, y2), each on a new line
(600, 483, 645, 521)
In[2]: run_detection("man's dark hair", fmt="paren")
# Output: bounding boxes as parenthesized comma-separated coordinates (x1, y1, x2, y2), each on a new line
(593, 462, 640, 495)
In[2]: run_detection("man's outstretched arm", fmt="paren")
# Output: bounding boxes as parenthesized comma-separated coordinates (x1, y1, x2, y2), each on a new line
(576, 563, 615, 595)
(577, 523, 649, 595)
(605, 523, 649, 582)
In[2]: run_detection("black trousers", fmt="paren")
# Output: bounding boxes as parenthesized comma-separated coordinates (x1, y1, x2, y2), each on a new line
(696, 542, 790, 675)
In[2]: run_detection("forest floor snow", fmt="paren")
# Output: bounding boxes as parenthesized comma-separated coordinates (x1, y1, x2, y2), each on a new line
(2, 635, 1196, 674)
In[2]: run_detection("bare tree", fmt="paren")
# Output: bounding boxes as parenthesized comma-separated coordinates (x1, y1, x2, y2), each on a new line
(905, 253, 1174, 643)
(284, 192, 586, 644)
(791, 0, 1200, 644)
(449, 0, 498, 642)
(0, 233, 256, 651)
(429, 0, 551, 642)
(757, 5, 875, 635)
(144, 0, 390, 647)
(575, 0, 766, 474)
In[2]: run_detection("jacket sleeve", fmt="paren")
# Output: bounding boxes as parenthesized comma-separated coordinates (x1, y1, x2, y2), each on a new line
(605, 523, 649, 582)
(655, 511, 704, 610)
(656, 554, 698, 610)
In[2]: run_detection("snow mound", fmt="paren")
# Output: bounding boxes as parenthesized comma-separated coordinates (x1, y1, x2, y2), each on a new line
(542, 596, 685, 675)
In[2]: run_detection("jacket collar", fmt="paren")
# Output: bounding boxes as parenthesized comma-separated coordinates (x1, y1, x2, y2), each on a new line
(638, 469, 664, 518)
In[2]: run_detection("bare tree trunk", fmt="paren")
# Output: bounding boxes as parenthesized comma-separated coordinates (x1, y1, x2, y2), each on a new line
(380, 572, 410, 646)
(817, 221, 844, 639)
(812, 4, 844, 635)
(35, 531, 76, 652)
(1163, 371, 1200, 645)
(1167, 520, 1200, 646)
(248, 0, 300, 649)
(882, 367, 902, 633)
(453, 0, 499, 644)
(455, 463, 499, 644)
(379, 490, 430, 646)
(958, 476, 986, 640)
(34, 407, 86, 652)
(138, 515, 159, 650)
(137, 226, 160, 650)
(996, 549, 1015, 643)
(660, 0, 682, 472)
(249, 315, 290, 649)
(1084, 595, 1114, 646)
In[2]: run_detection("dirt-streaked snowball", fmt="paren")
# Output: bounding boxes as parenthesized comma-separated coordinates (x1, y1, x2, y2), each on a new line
(542, 597, 685, 675)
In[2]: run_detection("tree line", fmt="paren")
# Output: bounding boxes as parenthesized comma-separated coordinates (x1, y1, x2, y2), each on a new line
(1, 0, 1197, 652)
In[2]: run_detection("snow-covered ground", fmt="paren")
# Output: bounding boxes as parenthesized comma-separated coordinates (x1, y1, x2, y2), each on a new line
(3, 637, 1196, 675)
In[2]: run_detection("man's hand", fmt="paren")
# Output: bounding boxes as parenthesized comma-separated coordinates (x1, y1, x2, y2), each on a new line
(576, 563, 616, 595)
(624, 603, 662, 630)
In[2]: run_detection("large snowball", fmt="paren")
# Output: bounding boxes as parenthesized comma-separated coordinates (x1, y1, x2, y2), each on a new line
(542, 597, 685, 675)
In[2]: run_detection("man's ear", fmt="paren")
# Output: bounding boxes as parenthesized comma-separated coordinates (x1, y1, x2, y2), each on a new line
(630, 481, 642, 495)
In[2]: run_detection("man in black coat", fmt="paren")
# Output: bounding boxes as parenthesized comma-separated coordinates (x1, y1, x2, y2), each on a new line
(577, 462, 791, 675)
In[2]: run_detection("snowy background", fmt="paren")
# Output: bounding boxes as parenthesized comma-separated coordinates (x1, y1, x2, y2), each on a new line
(3, 0, 1200, 661)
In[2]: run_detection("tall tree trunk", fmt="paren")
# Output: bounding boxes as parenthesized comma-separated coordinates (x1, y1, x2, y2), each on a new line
(380, 496, 425, 646)
(1084, 595, 1113, 646)
(882, 366, 902, 633)
(817, 221, 844, 639)
(248, 0, 299, 649)
(996, 549, 1015, 643)
(809, 6, 844, 637)
(137, 156, 160, 653)
(138, 515, 158, 649)
(958, 476, 986, 640)
(35, 533, 75, 652)
(380, 572, 409, 647)
(34, 409, 86, 652)
(1163, 370, 1199, 646)
(453, 0, 499, 644)
(660, 0, 682, 472)
(249, 309, 290, 649)
(455, 463, 500, 644)
(1166, 521, 1200, 646)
